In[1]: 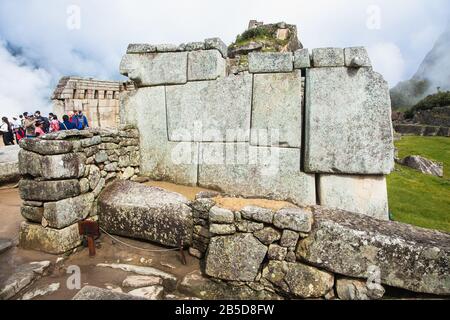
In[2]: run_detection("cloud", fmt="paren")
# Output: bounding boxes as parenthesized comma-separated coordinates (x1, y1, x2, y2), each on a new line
(368, 42, 405, 86)
(0, 40, 52, 118)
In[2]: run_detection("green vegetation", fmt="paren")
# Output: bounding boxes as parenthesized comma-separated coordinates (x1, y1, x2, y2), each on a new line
(387, 136, 450, 232)
(230, 25, 290, 51)
(405, 90, 450, 119)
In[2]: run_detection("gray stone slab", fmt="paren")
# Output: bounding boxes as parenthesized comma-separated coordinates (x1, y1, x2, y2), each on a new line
(73, 286, 146, 300)
(204, 38, 228, 58)
(251, 71, 303, 148)
(44, 193, 95, 229)
(344, 47, 371, 67)
(198, 144, 316, 206)
(120, 87, 198, 185)
(248, 52, 293, 73)
(166, 74, 252, 142)
(319, 175, 389, 220)
(297, 206, 450, 296)
(98, 181, 193, 247)
(127, 44, 157, 54)
(119, 52, 188, 87)
(294, 48, 311, 68)
(21, 206, 44, 223)
(312, 48, 345, 67)
(304, 67, 394, 174)
(20, 139, 73, 155)
(188, 50, 226, 81)
(19, 179, 81, 202)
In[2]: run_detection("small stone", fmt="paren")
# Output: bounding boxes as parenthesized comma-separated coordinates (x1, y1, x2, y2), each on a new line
(336, 277, 385, 300)
(285, 249, 297, 262)
(191, 198, 216, 215)
(254, 227, 281, 245)
(273, 207, 313, 233)
(122, 275, 163, 288)
(236, 221, 264, 233)
(268, 244, 288, 261)
(95, 151, 108, 163)
(280, 230, 300, 248)
(189, 247, 203, 259)
(210, 224, 236, 235)
(251, 207, 274, 224)
(195, 191, 220, 200)
(209, 206, 234, 224)
(80, 178, 90, 193)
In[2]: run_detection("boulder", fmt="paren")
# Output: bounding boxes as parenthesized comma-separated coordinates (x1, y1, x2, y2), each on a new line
(400, 155, 444, 177)
(205, 233, 268, 281)
(72, 286, 146, 300)
(262, 260, 334, 298)
(98, 181, 193, 247)
(297, 206, 450, 295)
(336, 277, 385, 300)
(18, 222, 82, 254)
(19, 179, 81, 202)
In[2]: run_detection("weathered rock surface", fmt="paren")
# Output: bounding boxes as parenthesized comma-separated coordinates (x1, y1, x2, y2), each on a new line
(242, 206, 275, 224)
(344, 47, 371, 67)
(273, 207, 313, 233)
(120, 52, 188, 86)
(318, 175, 389, 220)
(43, 193, 95, 229)
(19, 222, 81, 254)
(188, 50, 226, 81)
(206, 233, 267, 281)
(179, 270, 282, 300)
(0, 145, 20, 184)
(209, 206, 234, 224)
(312, 48, 345, 67)
(19, 179, 81, 201)
(199, 145, 316, 206)
(305, 67, 394, 174)
(20, 139, 73, 155)
(399, 155, 444, 177)
(40, 129, 93, 140)
(0, 261, 51, 300)
(297, 206, 450, 295)
(98, 181, 193, 247)
(72, 286, 146, 300)
(20, 206, 44, 223)
(204, 38, 228, 58)
(294, 48, 311, 69)
(254, 227, 281, 245)
(21, 283, 60, 300)
(127, 43, 157, 54)
(122, 275, 163, 288)
(210, 224, 236, 235)
(251, 71, 303, 148)
(128, 286, 164, 300)
(248, 52, 293, 73)
(262, 260, 334, 298)
(166, 74, 252, 142)
(336, 277, 385, 300)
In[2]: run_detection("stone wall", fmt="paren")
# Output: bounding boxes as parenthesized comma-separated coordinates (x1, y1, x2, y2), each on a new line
(17, 127, 140, 254)
(189, 195, 450, 299)
(0, 145, 20, 185)
(119, 40, 394, 220)
(394, 124, 450, 137)
(52, 77, 135, 128)
(413, 106, 450, 127)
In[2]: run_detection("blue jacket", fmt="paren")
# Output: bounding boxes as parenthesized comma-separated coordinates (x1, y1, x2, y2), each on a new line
(73, 115, 89, 130)
(60, 121, 76, 130)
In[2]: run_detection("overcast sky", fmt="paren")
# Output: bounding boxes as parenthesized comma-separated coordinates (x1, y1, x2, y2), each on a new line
(0, 0, 449, 118)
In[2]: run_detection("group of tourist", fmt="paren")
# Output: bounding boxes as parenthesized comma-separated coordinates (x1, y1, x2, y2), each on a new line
(0, 110, 89, 145)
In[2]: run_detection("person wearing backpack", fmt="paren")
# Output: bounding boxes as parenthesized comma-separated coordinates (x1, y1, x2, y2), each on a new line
(75, 111, 89, 130)
(50, 115, 61, 132)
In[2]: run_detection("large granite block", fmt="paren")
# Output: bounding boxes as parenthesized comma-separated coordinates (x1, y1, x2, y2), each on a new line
(120, 87, 198, 185)
(44, 193, 95, 229)
(294, 48, 311, 69)
(20, 139, 74, 155)
(198, 144, 316, 206)
(166, 74, 252, 142)
(344, 47, 371, 68)
(248, 52, 293, 73)
(19, 222, 82, 255)
(304, 67, 394, 174)
(19, 150, 85, 179)
(119, 52, 188, 87)
(98, 181, 193, 247)
(19, 179, 81, 202)
(188, 50, 226, 81)
(251, 71, 303, 148)
(311, 48, 345, 67)
(319, 175, 389, 220)
(297, 206, 450, 296)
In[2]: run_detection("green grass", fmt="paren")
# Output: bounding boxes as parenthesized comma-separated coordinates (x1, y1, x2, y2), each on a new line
(387, 136, 450, 233)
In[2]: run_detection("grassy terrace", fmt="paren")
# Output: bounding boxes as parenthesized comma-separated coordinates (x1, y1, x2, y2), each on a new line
(387, 136, 450, 233)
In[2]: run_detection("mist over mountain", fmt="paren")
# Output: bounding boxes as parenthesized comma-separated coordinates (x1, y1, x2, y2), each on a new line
(391, 25, 450, 109)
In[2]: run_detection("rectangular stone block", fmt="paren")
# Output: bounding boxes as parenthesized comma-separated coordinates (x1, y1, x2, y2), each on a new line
(19, 179, 81, 202)
(166, 74, 252, 142)
(20, 139, 74, 155)
(248, 52, 293, 73)
(119, 52, 187, 87)
(120, 87, 198, 185)
(294, 48, 311, 69)
(188, 50, 226, 81)
(127, 44, 157, 54)
(304, 67, 394, 174)
(198, 143, 316, 206)
(251, 71, 303, 148)
(344, 47, 371, 67)
(21, 205, 44, 223)
(319, 175, 389, 220)
(19, 221, 82, 255)
(204, 38, 228, 58)
(19, 150, 85, 180)
(44, 193, 95, 229)
(312, 48, 345, 67)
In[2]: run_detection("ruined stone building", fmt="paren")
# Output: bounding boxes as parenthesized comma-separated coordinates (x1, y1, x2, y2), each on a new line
(52, 77, 134, 128)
